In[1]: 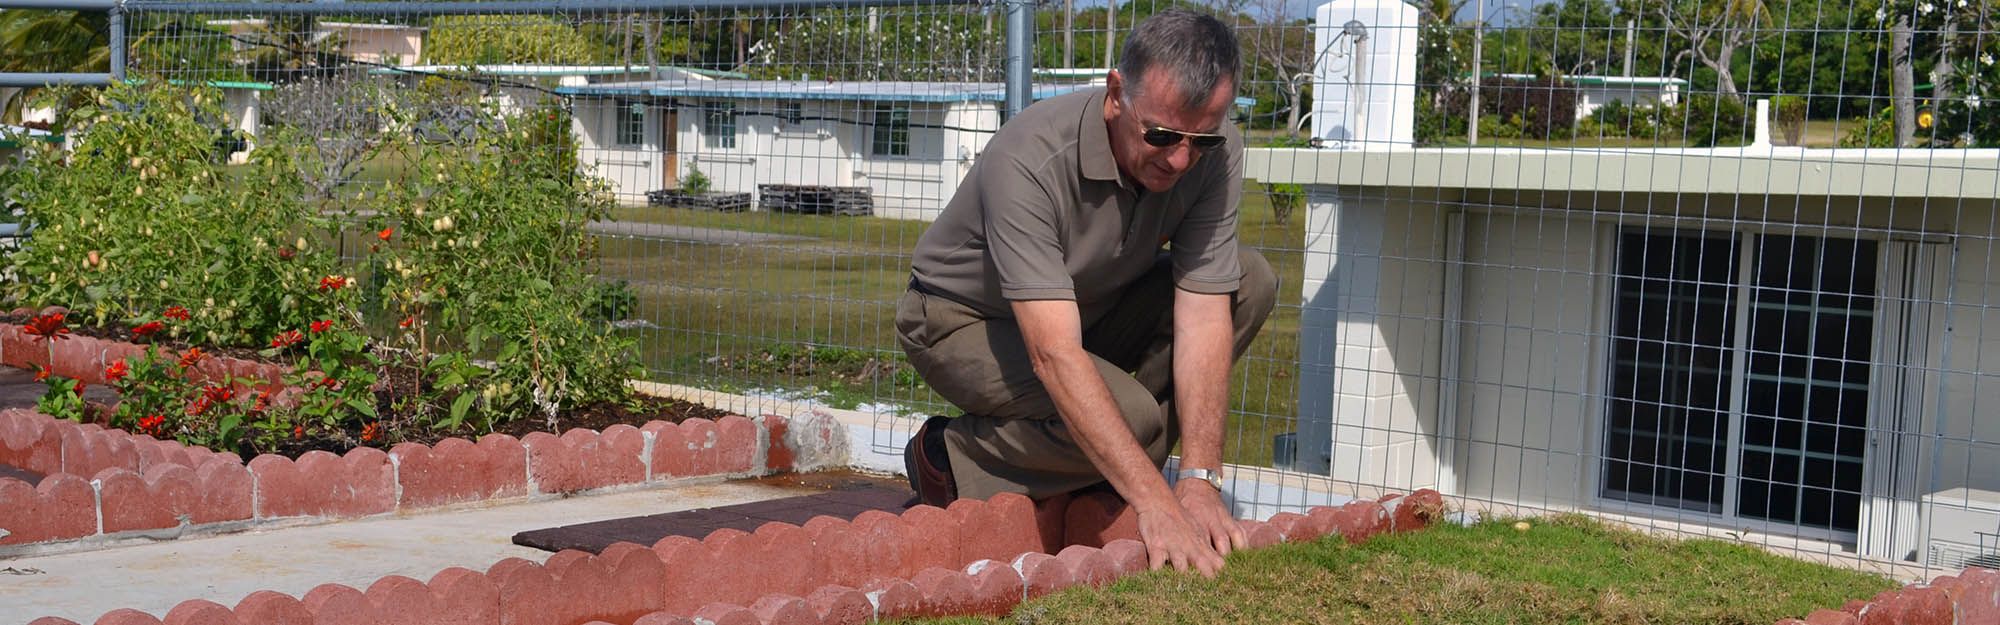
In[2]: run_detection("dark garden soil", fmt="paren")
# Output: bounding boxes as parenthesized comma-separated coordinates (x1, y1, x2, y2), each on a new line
(1, 309, 738, 462)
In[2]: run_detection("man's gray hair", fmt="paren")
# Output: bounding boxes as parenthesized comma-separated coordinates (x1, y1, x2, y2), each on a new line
(1118, 9, 1241, 112)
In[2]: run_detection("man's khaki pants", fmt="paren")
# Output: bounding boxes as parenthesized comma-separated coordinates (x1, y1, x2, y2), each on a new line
(895, 245, 1277, 501)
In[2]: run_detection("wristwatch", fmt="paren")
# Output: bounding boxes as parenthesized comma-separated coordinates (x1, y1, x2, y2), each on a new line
(1177, 468, 1224, 491)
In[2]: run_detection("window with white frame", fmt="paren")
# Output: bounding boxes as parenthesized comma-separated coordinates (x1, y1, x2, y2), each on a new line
(703, 102, 736, 149)
(1603, 230, 1876, 535)
(616, 101, 645, 147)
(871, 106, 910, 157)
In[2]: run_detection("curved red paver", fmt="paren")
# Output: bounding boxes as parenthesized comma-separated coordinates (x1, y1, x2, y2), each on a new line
(249, 448, 394, 519)
(230, 591, 312, 625)
(161, 599, 243, 625)
(965, 560, 1026, 616)
(524, 426, 647, 495)
(0, 473, 95, 544)
(391, 435, 529, 509)
(804, 584, 872, 625)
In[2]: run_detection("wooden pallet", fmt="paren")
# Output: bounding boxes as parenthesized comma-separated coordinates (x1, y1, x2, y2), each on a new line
(758, 184, 874, 216)
(647, 190, 753, 212)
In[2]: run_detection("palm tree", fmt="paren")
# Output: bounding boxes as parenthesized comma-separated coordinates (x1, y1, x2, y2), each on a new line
(0, 9, 111, 121)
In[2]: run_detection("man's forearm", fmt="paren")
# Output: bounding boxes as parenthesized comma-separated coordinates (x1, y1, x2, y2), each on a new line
(1173, 291, 1234, 474)
(1012, 299, 1179, 513)
(1034, 345, 1180, 511)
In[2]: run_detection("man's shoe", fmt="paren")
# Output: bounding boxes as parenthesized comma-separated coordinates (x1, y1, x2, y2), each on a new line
(904, 415, 958, 507)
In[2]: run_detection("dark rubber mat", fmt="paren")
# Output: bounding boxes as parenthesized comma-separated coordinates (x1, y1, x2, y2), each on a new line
(512, 473, 915, 554)
(0, 464, 43, 487)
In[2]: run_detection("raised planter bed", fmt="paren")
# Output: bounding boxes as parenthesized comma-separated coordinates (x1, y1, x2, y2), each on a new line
(0, 406, 847, 551)
(646, 189, 753, 212)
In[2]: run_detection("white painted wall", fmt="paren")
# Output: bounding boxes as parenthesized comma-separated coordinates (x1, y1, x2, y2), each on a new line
(1451, 211, 1604, 508)
(575, 96, 1000, 217)
(1296, 192, 1447, 490)
(1575, 83, 1682, 120)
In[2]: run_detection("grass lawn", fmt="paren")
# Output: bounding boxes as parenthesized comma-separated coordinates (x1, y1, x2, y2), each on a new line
(902, 515, 1896, 625)
(594, 186, 1306, 468)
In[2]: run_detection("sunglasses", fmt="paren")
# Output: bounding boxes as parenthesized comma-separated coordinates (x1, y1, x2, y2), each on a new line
(1141, 126, 1228, 150)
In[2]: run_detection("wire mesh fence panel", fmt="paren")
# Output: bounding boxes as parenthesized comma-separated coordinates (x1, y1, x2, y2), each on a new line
(5, 0, 1995, 579)
(1239, 0, 1999, 580)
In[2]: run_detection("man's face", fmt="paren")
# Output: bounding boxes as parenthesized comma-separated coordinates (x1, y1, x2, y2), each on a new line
(1106, 69, 1234, 194)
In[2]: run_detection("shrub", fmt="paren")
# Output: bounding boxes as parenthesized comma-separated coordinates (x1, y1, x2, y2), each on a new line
(1772, 96, 1808, 146)
(1838, 107, 1899, 148)
(682, 164, 712, 194)
(1660, 95, 1752, 148)
(4, 81, 343, 346)
(1482, 77, 1577, 140)
(6, 79, 641, 446)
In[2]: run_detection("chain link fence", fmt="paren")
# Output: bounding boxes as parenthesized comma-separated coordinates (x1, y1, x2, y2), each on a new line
(3, 0, 1996, 579)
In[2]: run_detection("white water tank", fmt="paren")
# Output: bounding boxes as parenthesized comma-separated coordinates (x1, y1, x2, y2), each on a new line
(1310, 0, 1419, 149)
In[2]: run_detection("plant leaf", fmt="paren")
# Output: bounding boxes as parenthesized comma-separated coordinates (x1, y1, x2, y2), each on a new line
(449, 392, 475, 428)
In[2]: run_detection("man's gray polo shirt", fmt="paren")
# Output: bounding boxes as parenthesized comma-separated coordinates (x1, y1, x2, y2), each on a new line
(909, 86, 1245, 327)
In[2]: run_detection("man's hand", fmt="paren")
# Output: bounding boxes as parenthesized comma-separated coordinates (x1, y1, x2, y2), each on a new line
(1136, 505, 1226, 578)
(1175, 478, 1247, 556)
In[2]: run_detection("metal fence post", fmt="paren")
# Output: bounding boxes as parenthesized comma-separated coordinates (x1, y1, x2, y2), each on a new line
(1003, 0, 1032, 120)
(109, 0, 127, 81)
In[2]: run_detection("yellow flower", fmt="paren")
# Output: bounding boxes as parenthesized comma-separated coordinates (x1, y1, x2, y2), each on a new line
(1918, 110, 1936, 129)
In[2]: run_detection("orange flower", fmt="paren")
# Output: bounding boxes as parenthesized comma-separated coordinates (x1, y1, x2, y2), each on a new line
(292, 424, 304, 439)
(269, 330, 304, 349)
(360, 422, 381, 443)
(378, 227, 394, 241)
(32, 364, 49, 382)
(105, 360, 129, 382)
(23, 312, 70, 342)
(202, 385, 234, 404)
(252, 391, 272, 412)
(310, 319, 334, 333)
(73, 381, 85, 397)
(185, 396, 210, 416)
(178, 348, 206, 369)
(137, 414, 166, 436)
(162, 306, 190, 321)
(131, 321, 164, 337)
(398, 315, 417, 330)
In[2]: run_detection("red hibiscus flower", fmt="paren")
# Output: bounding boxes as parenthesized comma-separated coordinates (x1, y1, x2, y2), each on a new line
(378, 227, 394, 242)
(162, 306, 190, 321)
(105, 360, 129, 382)
(178, 348, 206, 369)
(131, 321, 164, 337)
(310, 319, 334, 333)
(360, 422, 381, 443)
(23, 312, 70, 342)
(270, 330, 304, 349)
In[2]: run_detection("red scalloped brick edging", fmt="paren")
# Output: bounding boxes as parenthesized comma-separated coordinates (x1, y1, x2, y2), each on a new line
(24, 488, 1454, 625)
(1774, 566, 1998, 625)
(0, 408, 842, 549)
(0, 322, 290, 394)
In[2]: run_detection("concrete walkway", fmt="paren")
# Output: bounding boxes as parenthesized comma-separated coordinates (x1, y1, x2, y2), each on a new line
(0, 481, 805, 623)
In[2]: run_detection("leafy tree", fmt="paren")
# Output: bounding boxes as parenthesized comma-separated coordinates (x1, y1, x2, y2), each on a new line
(753, 7, 999, 81)
(425, 14, 608, 66)
(1638, 0, 1774, 99)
